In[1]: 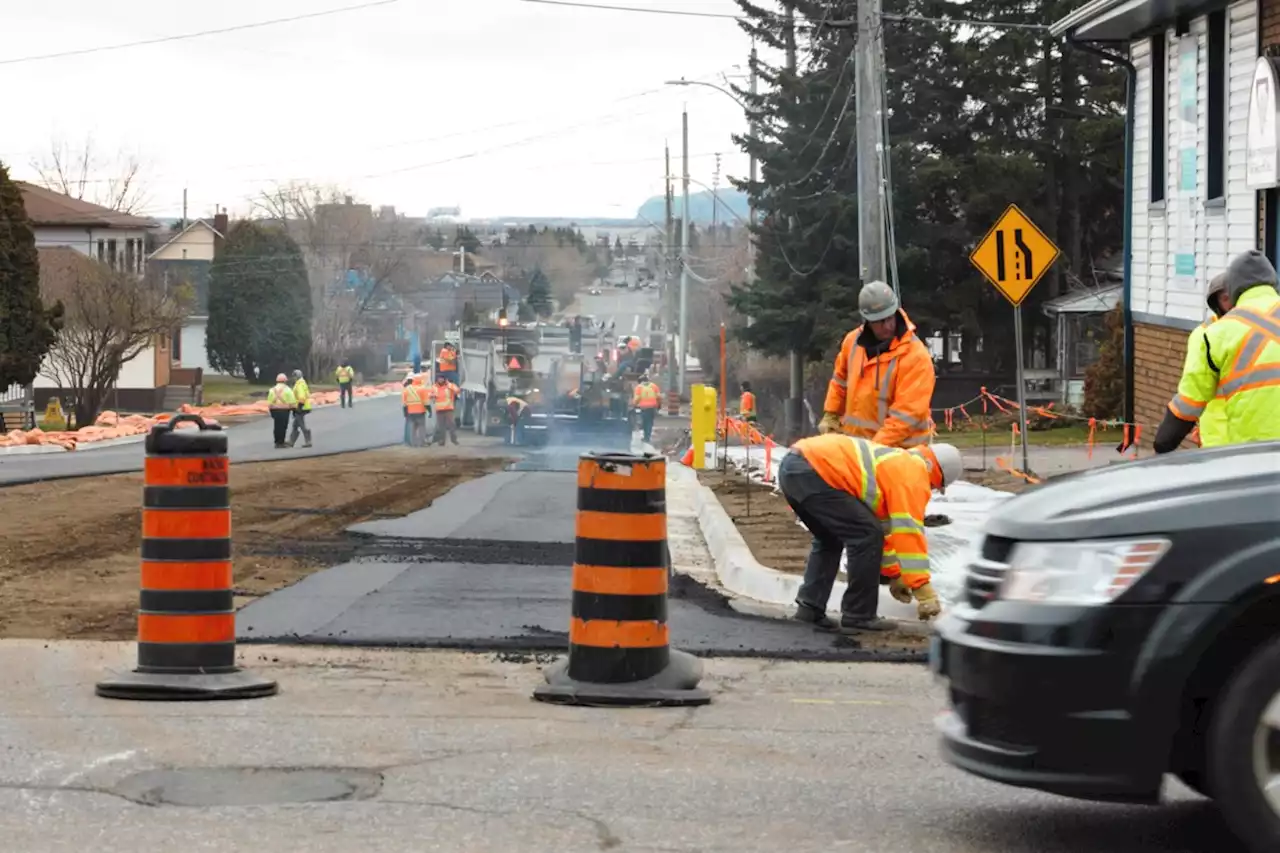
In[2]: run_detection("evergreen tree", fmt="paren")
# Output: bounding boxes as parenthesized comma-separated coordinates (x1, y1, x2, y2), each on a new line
(207, 221, 312, 382)
(527, 267, 554, 317)
(0, 162, 62, 393)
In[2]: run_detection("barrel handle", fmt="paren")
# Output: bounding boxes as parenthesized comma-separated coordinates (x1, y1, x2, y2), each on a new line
(157, 413, 222, 432)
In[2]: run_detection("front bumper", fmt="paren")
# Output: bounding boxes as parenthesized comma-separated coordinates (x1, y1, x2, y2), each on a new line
(932, 610, 1164, 804)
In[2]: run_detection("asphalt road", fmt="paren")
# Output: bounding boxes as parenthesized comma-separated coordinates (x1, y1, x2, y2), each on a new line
(0, 642, 1230, 853)
(0, 395, 413, 486)
(575, 286, 660, 346)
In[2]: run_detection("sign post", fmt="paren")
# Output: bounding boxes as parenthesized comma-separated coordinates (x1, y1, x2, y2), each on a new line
(969, 204, 1061, 477)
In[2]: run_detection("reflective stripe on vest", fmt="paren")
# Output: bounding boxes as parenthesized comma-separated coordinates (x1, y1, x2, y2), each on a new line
(838, 337, 932, 438)
(1217, 303, 1280, 398)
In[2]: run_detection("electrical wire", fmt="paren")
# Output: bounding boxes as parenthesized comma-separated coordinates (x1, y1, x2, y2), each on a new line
(517, 0, 741, 19)
(0, 0, 401, 67)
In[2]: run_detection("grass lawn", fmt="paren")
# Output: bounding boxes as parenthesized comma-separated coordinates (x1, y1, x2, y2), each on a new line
(938, 421, 1125, 449)
(201, 376, 340, 406)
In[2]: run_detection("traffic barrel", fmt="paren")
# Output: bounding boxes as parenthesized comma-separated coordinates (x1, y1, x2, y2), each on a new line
(533, 451, 710, 707)
(96, 414, 277, 701)
(666, 390, 679, 416)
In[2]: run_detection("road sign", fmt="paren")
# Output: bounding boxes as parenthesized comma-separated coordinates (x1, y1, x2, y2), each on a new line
(969, 204, 1060, 306)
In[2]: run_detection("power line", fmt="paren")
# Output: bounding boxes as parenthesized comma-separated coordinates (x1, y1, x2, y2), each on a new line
(0, 0, 400, 67)
(517, 0, 740, 20)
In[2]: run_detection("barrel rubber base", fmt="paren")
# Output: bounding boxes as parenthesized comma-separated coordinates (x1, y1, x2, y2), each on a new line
(532, 648, 711, 707)
(95, 668, 278, 701)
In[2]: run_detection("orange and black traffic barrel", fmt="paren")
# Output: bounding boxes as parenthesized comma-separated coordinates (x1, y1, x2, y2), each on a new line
(96, 414, 277, 701)
(533, 452, 709, 707)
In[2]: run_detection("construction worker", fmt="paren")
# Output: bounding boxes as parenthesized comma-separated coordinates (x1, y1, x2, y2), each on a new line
(430, 374, 461, 446)
(402, 377, 427, 447)
(335, 359, 355, 408)
(739, 381, 758, 423)
(507, 394, 530, 445)
(438, 343, 459, 385)
(266, 373, 296, 449)
(288, 369, 313, 448)
(820, 281, 936, 448)
(632, 372, 661, 443)
(1156, 250, 1280, 451)
(1155, 273, 1232, 450)
(777, 434, 961, 631)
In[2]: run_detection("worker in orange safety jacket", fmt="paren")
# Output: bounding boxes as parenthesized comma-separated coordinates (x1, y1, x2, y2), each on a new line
(739, 381, 757, 423)
(401, 377, 427, 447)
(777, 434, 962, 630)
(429, 374, 461, 446)
(632, 373, 661, 443)
(820, 280, 936, 448)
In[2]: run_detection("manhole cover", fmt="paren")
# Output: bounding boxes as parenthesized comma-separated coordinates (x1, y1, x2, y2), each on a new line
(114, 767, 382, 807)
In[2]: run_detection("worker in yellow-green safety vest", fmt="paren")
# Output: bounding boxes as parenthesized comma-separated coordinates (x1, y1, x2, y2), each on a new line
(1182, 273, 1234, 448)
(1155, 250, 1280, 452)
(335, 360, 355, 408)
(267, 373, 297, 449)
(289, 369, 313, 448)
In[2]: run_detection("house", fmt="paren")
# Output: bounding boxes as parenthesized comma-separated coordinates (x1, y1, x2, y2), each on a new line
(16, 181, 156, 275)
(1042, 284, 1124, 406)
(148, 213, 228, 375)
(1050, 0, 1263, 441)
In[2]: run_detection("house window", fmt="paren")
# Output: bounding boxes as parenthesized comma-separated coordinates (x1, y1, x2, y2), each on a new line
(125, 239, 136, 275)
(97, 239, 105, 262)
(172, 328, 183, 362)
(107, 239, 118, 270)
(1150, 34, 1167, 204)
(136, 239, 144, 274)
(1206, 9, 1227, 203)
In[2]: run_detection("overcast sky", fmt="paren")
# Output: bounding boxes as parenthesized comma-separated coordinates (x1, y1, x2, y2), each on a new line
(1, 0, 758, 221)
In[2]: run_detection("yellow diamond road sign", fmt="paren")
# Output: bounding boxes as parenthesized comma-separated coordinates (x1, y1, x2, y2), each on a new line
(969, 204, 1061, 306)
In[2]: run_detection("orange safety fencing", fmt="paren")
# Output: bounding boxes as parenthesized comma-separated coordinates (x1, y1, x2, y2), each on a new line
(0, 381, 404, 451)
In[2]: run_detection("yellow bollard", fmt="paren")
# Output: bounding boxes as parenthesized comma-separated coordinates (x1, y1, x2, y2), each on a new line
(690, 385, 706, 469)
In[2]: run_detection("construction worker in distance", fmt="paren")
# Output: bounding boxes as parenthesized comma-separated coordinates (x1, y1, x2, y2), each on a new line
(288, 369, 313, 448)
(266, 373, 297, 449)
(777, 433, 962, 631)
(437, 343, 459, 385)
(1177, 272, 1234, 449)
(632, 372, 661, 444)
(506, 393, 530, 445)
(739, 380, 758, 424)
(402, 376, 427, 447)
(1156, 249, 1280, 451)
(820, 280, 936, 448)
(430, 374, 461, 446)
(335, 359, 355, 408)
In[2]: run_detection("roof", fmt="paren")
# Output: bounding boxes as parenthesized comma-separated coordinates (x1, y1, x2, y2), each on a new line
(1048, 0, 1224, 41)
(1042, 284, 1122, 315)
(17, 182, 158, 230)
(147, 219, 223, 259)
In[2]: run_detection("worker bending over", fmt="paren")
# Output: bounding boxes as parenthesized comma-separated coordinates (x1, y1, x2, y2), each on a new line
(777, 433, 961, 631)
(632, 373, 661, 443)
(820, 281, 936, 448)
(402, 377, 427, 447)
(335, 360, 355, 408)
(739, 381, 757, 423)
(1156, 250, 1280, 452)
(288, 369, 313, 448)
(430, 374, 461, 446)
(266, 373, 297, 449)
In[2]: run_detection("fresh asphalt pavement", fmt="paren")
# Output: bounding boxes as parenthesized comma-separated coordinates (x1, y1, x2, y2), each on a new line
(0, 394, 412, 486)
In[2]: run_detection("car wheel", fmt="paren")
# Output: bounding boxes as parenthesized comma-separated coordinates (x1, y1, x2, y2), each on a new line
(1205, 634, 1280, 853)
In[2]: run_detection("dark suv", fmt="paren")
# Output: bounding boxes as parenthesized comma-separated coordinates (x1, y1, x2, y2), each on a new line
(932, 442, 1280, 853)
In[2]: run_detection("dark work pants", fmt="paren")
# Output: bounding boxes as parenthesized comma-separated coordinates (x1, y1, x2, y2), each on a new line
(270, 409, 290, 446)
(640, 408, 656, 442)
(338, 383, 353, 407)
(777, 451, 883, 621)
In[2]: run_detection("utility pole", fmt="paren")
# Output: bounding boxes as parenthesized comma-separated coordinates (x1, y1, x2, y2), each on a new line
(855, 0, 889, 288)
(679, 106, 690, 397)
(784, 5, 805, 442)
(181, 188, 188, 230)
(665, 142, 676, 395)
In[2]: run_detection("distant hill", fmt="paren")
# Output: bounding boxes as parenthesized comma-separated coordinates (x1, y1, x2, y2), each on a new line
(637, 189, 748, 226)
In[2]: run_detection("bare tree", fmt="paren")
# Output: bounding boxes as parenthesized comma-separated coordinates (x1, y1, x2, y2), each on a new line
(31, 136, 152, 214)
(254, 182, 411, 377)
(38, 249, 191, 425)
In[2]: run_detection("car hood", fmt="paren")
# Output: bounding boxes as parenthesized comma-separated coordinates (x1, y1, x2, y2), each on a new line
(985, 441, 1280, 542)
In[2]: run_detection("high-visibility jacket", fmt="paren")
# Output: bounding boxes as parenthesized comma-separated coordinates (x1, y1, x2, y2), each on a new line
(740, 391, 757, 420)
(411, 374, 425, 388)
(431, 381, 460, 412)
(793, 433, 933, 590)
(267, 383, 296, 410)
(628, 337, 640, 352)
(1183, 319, 1229, 447)
(335, 366, 354, 383)
(402, 384, 426, 415)
(293, 378, 312, 412)
(438, 348, 457, 372)
(1169, 287, 1280, 444)
(633, 381, 661, 409)
(824, 310, 936, 448)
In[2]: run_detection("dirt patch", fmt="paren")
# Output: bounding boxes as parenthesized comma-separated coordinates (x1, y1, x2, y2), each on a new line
(0, 448, 509, 640)
(698, 470, 812, 575)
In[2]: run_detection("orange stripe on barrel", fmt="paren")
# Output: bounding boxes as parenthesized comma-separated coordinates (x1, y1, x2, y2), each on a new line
(572, 564, 668, 596)
(569, 617, 669, 648)
(141, 561, 233, 591)
(144, 456, 228, 487)
(577, 459, 665, 491)
(574, 510, 666, 542)
(142, 509, 231, 539)
(138, 613, 235, 643)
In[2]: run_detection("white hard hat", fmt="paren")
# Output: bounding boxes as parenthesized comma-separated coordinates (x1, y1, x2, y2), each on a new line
(275, 373, 288, 383)
(858, 280, 900, 323)
(923, 443, 963, 490)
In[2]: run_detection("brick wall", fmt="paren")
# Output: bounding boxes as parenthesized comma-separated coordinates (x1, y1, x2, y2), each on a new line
(1133, 321, 1201, 447)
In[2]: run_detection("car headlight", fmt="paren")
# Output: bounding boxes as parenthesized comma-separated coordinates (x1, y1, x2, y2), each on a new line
(1000, 538, 1172, 605)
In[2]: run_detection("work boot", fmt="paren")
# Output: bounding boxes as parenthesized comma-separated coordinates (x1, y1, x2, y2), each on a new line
(793, 605, 837, 631)
(839, 616, 898, 634)
(274, 443, 287, 449)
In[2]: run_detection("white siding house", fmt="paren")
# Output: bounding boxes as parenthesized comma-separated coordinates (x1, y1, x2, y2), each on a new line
(148, 217, 226, 376)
